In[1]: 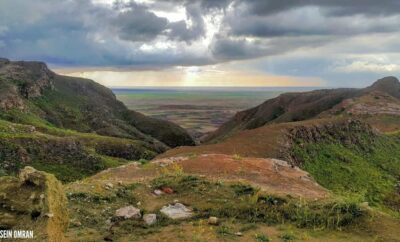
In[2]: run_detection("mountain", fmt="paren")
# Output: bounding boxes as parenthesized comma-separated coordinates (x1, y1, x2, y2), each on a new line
(0, 58, 194, 181)
(205, 76, 400, 143)
(1, 69, 400, 241)
(157, 77, 400, 231)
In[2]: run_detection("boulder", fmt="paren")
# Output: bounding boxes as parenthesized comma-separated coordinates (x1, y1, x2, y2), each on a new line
(160, 203, 193, 220)
(115, 206, 141, 219)
(143, 214, 157, 225)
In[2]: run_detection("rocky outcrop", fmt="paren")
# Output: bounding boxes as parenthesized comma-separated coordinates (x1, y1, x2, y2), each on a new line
(0, 59, 54, 99)
(0, 166, 69, 241)
(280, 119, 377, 166)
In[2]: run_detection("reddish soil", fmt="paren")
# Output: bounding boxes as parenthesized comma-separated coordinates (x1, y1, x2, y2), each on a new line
(73, 154, 328, 199)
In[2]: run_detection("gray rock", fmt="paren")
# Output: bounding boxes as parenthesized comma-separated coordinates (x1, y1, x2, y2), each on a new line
(160, 203, 193, 220)
(143, 214, 157, 225)
(115, 206, 141, 219)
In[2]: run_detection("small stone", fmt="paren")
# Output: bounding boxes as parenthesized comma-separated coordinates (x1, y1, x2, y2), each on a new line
(160, 203, 193, 220)
(105, 183, 113, 189)
(173, 199, 179, 203)
(136, 201, 141, 206)
(235, 232, 243, 236)
(153, 189, 164, 196)
(115, 206, 141, 219)
(143, 214, 157, 225)
(162, 187, 174, 194)
(44, 213, 54, 218)
(208, 216, 219, 225)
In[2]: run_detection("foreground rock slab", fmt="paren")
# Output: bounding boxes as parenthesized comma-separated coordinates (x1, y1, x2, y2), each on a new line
(160, 203, 193, 220)
(143, 214, 157, 225)
(115, 206, 141, 219)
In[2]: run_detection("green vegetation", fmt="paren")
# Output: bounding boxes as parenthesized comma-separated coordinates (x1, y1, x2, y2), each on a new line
(151, 173, 365, 229)
(292, 132, 400, 214)
(279, 232, 296, 241)
(0, 118, 155, 182)
(0, 60, 195, 182)
(255, 233, 270, 242)
(66, 173, 371, 241)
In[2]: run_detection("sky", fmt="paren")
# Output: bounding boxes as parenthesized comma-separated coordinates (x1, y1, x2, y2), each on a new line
(1, 0, 400, 87)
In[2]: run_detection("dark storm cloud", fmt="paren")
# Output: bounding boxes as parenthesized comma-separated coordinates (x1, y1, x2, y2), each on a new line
(113, 2, 168, 42)
(210, 34, 336, 62)
(237, 0, 400, 16)
(167, 2, 206, 43)
(211, 0, 400, 60)
(0, 0, 399, 71)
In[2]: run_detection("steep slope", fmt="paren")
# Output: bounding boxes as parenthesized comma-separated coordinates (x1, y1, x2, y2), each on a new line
(0, 58, 194, 147)
(205, 76, 400, 143)
(0, 58, 194, 181)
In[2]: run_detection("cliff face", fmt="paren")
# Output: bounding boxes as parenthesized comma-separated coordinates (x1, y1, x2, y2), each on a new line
(0, 58, 194, 148)
(205, 76, 400, 143)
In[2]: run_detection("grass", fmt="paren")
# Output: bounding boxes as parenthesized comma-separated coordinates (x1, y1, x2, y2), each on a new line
(66, 173, 374, 241)
(150, 173, 365, 230)
(255, 233, 270, 242)
(279, 231, 296, 241)
(0, 118, 157, 182)
(292, 133, 400, 213)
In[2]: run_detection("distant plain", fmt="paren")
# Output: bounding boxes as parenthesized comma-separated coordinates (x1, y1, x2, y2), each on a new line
(113, 87, 316, 140)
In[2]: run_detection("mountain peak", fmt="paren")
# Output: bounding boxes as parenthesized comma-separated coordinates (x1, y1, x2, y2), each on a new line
(371, 76, 399, 87)
(366, 76, 400, 98)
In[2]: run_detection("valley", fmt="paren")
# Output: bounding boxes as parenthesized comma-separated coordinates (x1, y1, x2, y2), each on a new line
(0, 59, 400, 241)
(114, 88, 314, 141)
